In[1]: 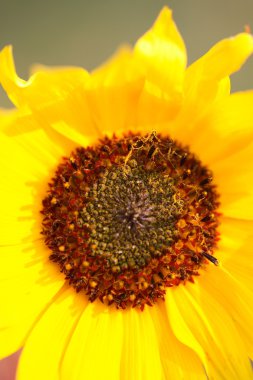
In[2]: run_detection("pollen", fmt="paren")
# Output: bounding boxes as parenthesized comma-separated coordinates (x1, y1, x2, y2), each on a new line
(41, 132, 220, 310)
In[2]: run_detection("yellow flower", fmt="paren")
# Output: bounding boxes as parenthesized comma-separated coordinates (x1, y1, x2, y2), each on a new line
(1, 6, 253, 380)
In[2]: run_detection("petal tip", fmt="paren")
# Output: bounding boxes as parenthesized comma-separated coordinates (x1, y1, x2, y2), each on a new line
(0, 44, 15, 80)
(155, 5, 173, 23)
(0, 44, 26, 106)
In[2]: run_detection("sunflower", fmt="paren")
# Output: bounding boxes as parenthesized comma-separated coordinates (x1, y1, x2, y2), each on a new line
(1, 6, 253, 380)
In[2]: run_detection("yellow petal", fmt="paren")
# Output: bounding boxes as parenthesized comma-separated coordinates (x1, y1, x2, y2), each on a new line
(17, 287, 86, 380)
(0, 45, 88, 110)
(211, 139, 253, 220)
(0, 240, 65, 358)
(133, 6, 187, 127)
(25, 91, 101, 146)
(168, 283, 253, 379)
(0, 113, 76, 244)
(0, 324, 30, 359)
(173, 33, 253, 136)
(186, 33, 253, 98)
(120, 308, 163, 380)
(199, 33, 253, 78)
(91, 47, 143, 86)
(134, 7, 186, 99)
(0, 134, 44, 244)
(0, 108, 75, 169)
(61, 303, 124, 380)
(164, 295, 207, 370)
(89, 45, 181, 130)
(0, 241, 64, 326)
(198, 261, 253, 357)
(135, 81, 182, 127)
(83, 48, 146, 135)
(149, 304, 207, 379)
(0, 46, 102, 144)
(89, 67, 179, 133)
(85, 75, 144, 136)
(218, 217, 253, 292)
(173, 91, 253, 171)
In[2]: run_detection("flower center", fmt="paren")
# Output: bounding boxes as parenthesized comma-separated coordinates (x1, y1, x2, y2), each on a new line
(81, 165, 182, 272)
(41, 132, 220, 310)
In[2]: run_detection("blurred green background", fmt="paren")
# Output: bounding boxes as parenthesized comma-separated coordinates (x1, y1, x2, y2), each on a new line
(0, 1, 253, 379)
(0, 0, 253, 108)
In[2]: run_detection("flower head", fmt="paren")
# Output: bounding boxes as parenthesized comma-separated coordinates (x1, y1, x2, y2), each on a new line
(0, 7, 253, 380)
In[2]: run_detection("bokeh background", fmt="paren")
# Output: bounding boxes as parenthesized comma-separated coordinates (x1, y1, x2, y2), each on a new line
(0, 0, 253, 378)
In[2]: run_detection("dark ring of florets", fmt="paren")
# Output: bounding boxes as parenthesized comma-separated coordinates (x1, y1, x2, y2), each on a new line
(41, 132, 220, 310)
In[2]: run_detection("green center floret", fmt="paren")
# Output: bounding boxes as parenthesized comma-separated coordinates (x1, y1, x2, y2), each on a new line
(81, 164, 183, 272)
